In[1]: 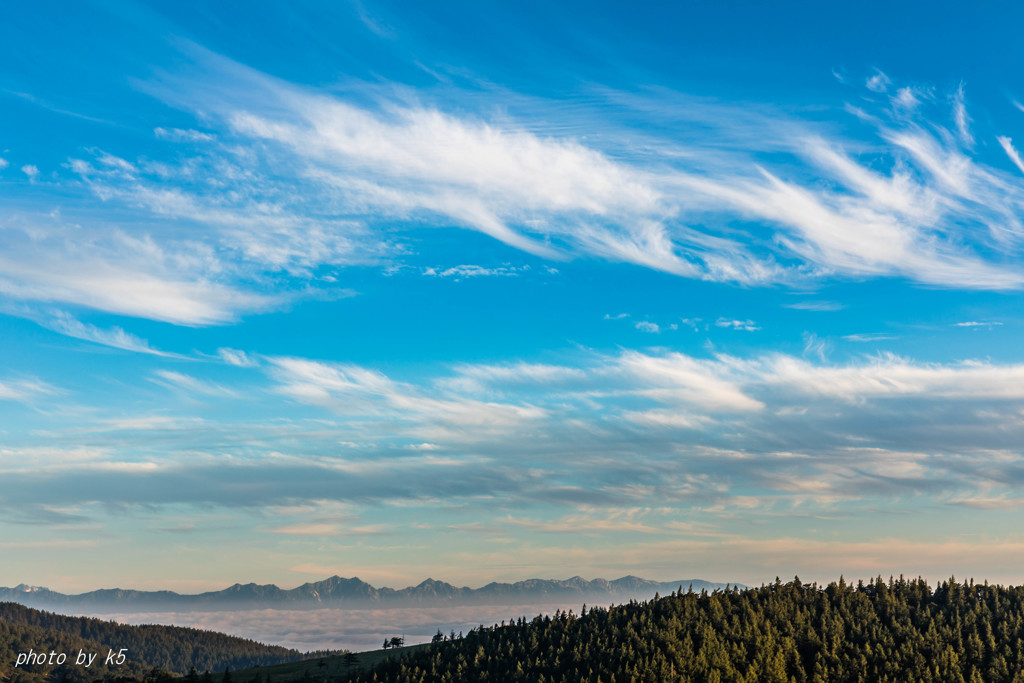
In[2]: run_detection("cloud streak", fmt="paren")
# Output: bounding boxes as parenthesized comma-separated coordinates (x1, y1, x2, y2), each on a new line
(3, 50, 1022, 342)
(42, 312, 183, 357)
(121, 49, 1024, 301)
(2, 49, 1023, 334)
(0, 378, 55, 403)
(0, 212, 280, 325)
(10, 346, 1024, 523)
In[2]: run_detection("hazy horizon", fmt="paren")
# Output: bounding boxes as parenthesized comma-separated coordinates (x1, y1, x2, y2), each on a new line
(4, 573, 736, 594)
(4, 1, 1024, 594)
(57, 603, 648, 653)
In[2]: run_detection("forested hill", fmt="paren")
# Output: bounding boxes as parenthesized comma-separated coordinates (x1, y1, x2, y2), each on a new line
(0, 602, 304, 681)
(0, 614, 149, 683)
(343, 576, 1024, 683)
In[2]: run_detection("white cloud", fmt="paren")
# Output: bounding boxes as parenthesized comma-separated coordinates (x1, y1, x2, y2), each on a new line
(268, 357, 547, 440)
(153, 127, 215, 142)
(802, 333, 828, 361)
(762, 353, 1024, 401)
(96, 152, 135, 173)
(5, 53, 1024, 339)
(74, 54, 1024, 297)
(21, 164, 39, 180)
(451, 350, 1024, 423)
(70, 157, 377, 276)
(150, 370, 238, 397)
(715, 318, 759, 331)
(892, 87, 921, 110)
(423, 264, 527, 278)
(0, 215, 282, 325)
(997, 136, 1024, 175)
(842, 333, 898, 342)
(43, 311, 181, 357)
(0, 158, 8, 169)
(682, 131, 1024, 288)
(218, 347, 258, 367)
(952, 83, 973, 146)
(133, 51, 783, 283)
(634, 321, 660, 333)
(448, 362, 586, 388)
(954, 321, 1002, 327)
(0, 257, 271, 325)
(784, 301, 843, 312)
(615, 351, 763, 412)
(0, 378, 55, 403)
(218, 92, 711, 276)
(866, 70, 892, 93)
(679, 317, 704, 330)
(232, 102, 658, 219)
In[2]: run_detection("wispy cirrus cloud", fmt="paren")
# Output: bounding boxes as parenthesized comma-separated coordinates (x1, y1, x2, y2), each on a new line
(952, 83, 973, 146)
(866, 70, 892, 93)
(440, 361, 586, 395)
(954, 321, 1002, 328)
(2, 51, 1023, 333)
(41, 311, 183, 357)
(153, 126, 215, 142)
(0, 212, 280, 325)
(150, 370, 239, 398)
(715, 318, 759, 331)
(997, 136, 1024, 175)
(121, 48, 1024, 294)
(0, 377, 56, 403)
(784, 301, 844, 312)
(217, 348, 258, 367)
(842, 333, 898, 342)
(423, 264, 529, 278)
(268, 357, 548, 441)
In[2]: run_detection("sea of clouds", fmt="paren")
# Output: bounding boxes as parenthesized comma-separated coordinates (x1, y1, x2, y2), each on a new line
(97, 602, 597, 652)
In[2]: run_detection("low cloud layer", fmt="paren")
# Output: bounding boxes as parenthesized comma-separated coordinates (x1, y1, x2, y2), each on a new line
(99, 603, 609, 652)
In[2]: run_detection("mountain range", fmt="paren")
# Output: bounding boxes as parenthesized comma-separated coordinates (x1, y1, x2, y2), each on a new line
(0, 575, 739, 612)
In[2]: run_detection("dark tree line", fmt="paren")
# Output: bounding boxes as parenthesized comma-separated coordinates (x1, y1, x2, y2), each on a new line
(339, 576, 1024, 682)
(0, 615, 149, 683)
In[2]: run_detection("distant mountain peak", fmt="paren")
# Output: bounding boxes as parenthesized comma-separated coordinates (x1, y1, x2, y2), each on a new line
(0, 575, 742, 612)
(417, 578, 452, 587)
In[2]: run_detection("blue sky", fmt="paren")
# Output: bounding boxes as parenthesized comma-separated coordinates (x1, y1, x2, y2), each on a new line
(4, 0, 1024, 592)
